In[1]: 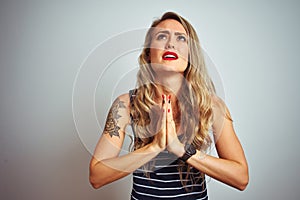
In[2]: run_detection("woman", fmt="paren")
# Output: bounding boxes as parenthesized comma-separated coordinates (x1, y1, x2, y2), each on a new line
(89, 12, 249, 199)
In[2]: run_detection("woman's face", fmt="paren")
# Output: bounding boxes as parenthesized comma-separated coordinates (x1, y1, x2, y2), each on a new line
(149, 19, 189, 74)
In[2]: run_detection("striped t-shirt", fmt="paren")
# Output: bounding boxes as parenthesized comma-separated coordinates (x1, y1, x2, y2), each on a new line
(130, 150, 208, 200)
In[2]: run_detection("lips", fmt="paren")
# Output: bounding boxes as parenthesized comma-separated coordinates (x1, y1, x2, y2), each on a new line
(162, 51, 178, 60)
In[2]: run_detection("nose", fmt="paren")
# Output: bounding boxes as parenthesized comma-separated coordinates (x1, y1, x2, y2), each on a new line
(166, 43, 175, 49)
(165, 36, 175, 49)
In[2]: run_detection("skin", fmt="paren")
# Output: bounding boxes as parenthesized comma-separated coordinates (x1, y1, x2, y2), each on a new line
(89, 19, 249, 191)
(150, 19, 189, 75)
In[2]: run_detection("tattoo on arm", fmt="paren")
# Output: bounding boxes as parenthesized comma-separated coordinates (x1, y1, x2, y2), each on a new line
(104, 98, 126, 138)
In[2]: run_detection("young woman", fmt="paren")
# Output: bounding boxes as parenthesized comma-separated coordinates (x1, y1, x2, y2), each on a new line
(89, 12, 249, 200)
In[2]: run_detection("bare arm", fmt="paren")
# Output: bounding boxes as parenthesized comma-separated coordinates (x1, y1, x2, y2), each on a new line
(89, 138, 161, 189)
(89, 94, 167, 189)
(187, 106, 249, 190)
(167, 97, 249, 191)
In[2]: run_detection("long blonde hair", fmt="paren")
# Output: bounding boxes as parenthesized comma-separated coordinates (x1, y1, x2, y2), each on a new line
(130, 11, 215, 185)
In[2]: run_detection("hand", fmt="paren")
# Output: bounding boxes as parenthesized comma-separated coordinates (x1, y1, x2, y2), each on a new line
(150, 94, 184, 157)
(165, 95, 185, 157)
(150, 95, 167, 151)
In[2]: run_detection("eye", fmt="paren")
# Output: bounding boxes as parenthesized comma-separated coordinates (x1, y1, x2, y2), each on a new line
(156, 34, 167, 40)
(177, 35, 187, 42)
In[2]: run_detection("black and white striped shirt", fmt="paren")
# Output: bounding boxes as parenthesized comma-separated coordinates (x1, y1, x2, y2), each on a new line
(130, 150, 208, 200)
(129, 89, 208, 199)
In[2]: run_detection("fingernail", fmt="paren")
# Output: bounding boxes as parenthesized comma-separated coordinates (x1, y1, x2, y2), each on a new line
(168, 109, 170, 113)
(162, 94, 165, 104)
(168, 95, 171, 100)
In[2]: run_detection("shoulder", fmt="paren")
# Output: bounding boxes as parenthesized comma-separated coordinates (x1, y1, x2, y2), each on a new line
(210, 95, 232, 123)
(116, 89, 137, 108)
(110, 93, 131, 114)
(115, 93, 130, 105)
(106, 93, 131, 131)
(211, 95, 225, 109)
(210, 95, 229, 113)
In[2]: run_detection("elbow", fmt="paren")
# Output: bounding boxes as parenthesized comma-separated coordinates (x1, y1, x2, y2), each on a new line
(236, 167, 249, 191)
(236, 178, 248, 191)
(89, 160, 106, 189)
(90, 183, 101, 189)
(89, 175, 103, 189)
(89, 166, 105, 189)
(90, 183, 102, 189)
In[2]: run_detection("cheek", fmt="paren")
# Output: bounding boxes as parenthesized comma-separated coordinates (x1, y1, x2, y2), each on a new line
(151, 39, 165, 49)
(150, 48, 163, 63)
(150, 40, 167, 57)
(179, 47, 189, 62)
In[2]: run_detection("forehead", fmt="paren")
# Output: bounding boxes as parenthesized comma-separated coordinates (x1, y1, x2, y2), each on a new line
(154, 19, 187, 34)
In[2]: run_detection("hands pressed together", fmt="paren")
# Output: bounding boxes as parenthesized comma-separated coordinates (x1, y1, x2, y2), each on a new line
(151, 94, 185, 157)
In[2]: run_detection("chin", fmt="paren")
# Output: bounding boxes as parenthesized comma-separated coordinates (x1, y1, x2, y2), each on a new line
(152, 63, 185, 73)
(155, 69, 185, 77)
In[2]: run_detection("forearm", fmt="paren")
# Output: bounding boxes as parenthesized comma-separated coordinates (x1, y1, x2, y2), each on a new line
(89, 143, 161, 189)
(187, 151, 249, 191)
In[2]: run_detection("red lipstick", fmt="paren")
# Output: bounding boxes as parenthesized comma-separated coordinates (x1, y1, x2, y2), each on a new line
(162, 51, 178, 60)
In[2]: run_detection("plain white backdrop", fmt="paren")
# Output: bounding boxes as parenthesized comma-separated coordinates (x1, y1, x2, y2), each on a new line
(1, 0, 299, 199)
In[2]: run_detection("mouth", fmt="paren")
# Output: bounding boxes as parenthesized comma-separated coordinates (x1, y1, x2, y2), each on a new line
(162, 51, 178, 60)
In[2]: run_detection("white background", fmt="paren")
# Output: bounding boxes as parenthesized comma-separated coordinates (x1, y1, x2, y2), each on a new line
(1, 0, 299, 199)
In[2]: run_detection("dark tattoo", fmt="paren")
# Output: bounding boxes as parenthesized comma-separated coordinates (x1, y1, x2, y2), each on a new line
(104, 98, 126, 137)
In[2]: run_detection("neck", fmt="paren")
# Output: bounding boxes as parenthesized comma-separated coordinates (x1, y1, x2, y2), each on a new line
(153, 72, 184, 134)
(154, 71, 184, 97)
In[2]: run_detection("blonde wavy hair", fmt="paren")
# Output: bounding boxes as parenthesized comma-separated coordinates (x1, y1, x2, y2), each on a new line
(130, 12, 216, 186)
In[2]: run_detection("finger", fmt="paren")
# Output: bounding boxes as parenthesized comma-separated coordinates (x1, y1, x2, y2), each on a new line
(166, 95, 177, 149)
(161, 94, 167, 129)
(167, 95, 174, 123)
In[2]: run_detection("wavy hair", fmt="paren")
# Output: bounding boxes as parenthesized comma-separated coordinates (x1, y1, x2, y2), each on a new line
(130, 12, 216, 187)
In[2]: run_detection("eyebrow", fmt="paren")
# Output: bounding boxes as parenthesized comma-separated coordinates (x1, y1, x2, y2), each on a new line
(154, 30, 187, 37)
